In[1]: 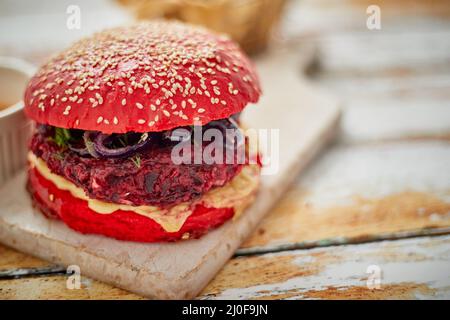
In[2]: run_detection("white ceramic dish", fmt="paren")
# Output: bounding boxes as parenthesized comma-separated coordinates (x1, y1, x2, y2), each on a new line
(0, 57, 36, 186)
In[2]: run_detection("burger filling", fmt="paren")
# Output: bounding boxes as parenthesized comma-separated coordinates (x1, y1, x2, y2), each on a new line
(29, 116, 248, 209)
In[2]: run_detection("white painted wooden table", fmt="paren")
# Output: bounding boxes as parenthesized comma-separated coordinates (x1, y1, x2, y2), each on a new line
(1, 0, 450, 299)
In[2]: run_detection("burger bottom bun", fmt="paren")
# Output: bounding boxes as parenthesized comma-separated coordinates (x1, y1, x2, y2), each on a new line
(27, 166, 258, 242)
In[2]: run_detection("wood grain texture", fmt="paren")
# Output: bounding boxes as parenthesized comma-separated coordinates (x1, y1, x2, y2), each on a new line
(282, 0, 450, 39)
(0, 275, 143, 300)
(0, 244, 50, 270)
(2, 235, 448, 300)
(2, 0, 450, 300)
(240, 141, 450, 253)
(201, 235, 450, 299)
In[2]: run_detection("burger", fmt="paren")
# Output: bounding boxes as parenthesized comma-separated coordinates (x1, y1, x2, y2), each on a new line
(24, 21, 262, 242)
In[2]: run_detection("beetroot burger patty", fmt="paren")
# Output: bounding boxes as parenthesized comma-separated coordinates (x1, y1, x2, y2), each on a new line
(30, 119, 245, 208)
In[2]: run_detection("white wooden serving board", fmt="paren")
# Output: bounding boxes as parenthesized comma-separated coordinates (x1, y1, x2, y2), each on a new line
(0, 50, 340, 299)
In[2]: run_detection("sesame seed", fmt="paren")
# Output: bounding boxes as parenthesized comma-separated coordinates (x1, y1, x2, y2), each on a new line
(63, 105, 71, 115)
(97, 116, 103, 124)
(138, 119, 146, 124)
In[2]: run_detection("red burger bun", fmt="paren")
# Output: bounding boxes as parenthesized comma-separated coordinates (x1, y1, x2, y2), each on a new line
(27, 166, 237, 242)
(24, 21, 261, 134)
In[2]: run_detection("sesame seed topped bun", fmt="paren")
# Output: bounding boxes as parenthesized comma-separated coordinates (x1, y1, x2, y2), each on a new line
(24, 21, 261, 134)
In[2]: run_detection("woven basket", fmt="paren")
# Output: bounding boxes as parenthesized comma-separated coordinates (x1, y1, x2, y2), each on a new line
(117, 0, 286, 54)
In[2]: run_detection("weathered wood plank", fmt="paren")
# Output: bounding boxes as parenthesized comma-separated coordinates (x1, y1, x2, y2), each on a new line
(240, 141, 450, 252)
(339, 98, 450, 143)
(1, 0, 449, 300)
(315, 31, 450, 75)
(0, 275, 144, 300)
(315, 72, 450, 100)
(2, 235, 448, 300)
(283, 0, 450, 38)
(0, 244, 50, 270)
(201, 235, 450, 299)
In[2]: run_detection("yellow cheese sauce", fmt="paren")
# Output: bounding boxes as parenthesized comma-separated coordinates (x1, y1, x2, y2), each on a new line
(28, 152, 260, 232)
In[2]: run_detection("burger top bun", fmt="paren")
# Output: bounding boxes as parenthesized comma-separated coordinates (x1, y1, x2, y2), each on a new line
(24, 21, 261, 133)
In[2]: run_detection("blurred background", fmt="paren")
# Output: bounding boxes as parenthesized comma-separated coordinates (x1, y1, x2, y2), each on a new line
(1, 0, 450, 183)
(2, 0, 450, 157)
(1, 0, 450, 192)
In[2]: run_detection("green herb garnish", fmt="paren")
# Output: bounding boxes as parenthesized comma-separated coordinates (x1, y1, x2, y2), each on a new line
(53, 128, 72, 148)
(131, 154, 141, 168)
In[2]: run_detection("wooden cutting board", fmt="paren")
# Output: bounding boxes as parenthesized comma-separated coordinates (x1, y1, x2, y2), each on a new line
(0, 49, 340, 299)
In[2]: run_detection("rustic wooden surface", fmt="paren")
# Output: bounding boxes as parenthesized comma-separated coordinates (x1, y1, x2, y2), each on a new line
(0, 46, 339, 299)
(1, 0, 450, 299)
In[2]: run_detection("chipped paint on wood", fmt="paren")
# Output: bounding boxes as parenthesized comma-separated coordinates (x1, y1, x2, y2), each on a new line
(0, 245, 50, 270)
(1, 0, 450, 300)
(284, 0, 450, 42)
(0, 275, 144, 300)
(240, 189, 450, 252)
(293, 142, 450, 207)
(258, 283, 436, 300)
(2, 236, 448, 300)
(340, 99, 450, 143)
(241, 142, 450, 251)
(201, 236, 450, 299)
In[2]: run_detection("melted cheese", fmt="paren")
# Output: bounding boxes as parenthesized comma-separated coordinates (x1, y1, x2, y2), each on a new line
(28, 152, 260, 232)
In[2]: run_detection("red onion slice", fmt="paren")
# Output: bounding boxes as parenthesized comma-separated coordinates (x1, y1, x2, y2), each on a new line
(93, 132, 150, 158)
